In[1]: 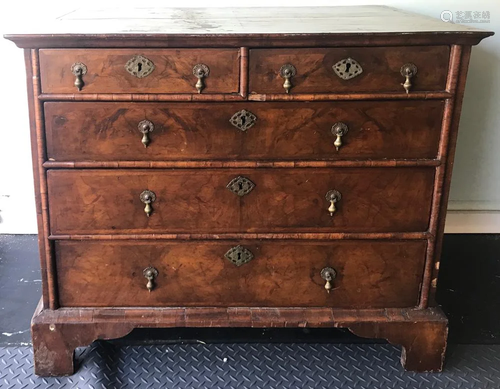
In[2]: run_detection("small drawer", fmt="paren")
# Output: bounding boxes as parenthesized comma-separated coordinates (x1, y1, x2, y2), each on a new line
(47, 168, 434, 235)
(44, 100, 444, 162)
(39, 49, 240, 94)
(55, 240, 426, 308)
(249, 46, 449, 94)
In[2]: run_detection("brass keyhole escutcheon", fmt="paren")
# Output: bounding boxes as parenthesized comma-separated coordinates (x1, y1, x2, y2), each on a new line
(71, 62, 87, 91)
(143, 267, 159, 292)
(229, 110, 257, 132)
(125, 55, 155, 78)
(331, 122, 349, 151)
(320, 267, 337, 293)
(332, 58, 363, 80)
(279, 64, 297, 94)
(138, 120, 154, 148)
(226, 176, 255, 197)
(140, 190, 156, 217)
(400, 63, 418, 94)
(193, 63, 210, 93)
(325, 190, 342, 216)
(224, 245, 254, 266)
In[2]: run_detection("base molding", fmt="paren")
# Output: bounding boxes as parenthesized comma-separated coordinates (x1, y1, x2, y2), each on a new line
(31, 300, 448, 376)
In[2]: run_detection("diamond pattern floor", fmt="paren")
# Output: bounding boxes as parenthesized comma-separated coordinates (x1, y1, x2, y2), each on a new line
(1, 343, 499, 389)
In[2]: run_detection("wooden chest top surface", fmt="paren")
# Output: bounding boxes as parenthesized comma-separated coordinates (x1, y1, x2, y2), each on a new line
(4, 6, 493, 47)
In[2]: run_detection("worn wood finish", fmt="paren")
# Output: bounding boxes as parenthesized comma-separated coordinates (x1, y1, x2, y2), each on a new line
(55, 240, 426, 308)
(24, 50, 50, 309)
(49, 232, 430, 240)
(44, 101, 444, 162)
(30, 50, 58, 310)
(249, 47, 449, 94)
(39, 91, 452, 101)
(346, 314, 448, 372)
(7, 5, 493, 376)
(31, 300, 448, 375)
(6, 6, 493, 49)
(422, 45, 473, 308)
(11, 33, 491, 49)
(47, 168, 434, 234)
(39, 49, 240, 94)
(43, 160, 441, 169)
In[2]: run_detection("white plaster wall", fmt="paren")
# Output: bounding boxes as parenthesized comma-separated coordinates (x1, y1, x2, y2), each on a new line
(0, 0, 499, 233)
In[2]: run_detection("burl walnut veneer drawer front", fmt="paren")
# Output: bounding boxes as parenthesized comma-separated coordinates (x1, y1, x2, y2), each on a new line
(44, 100, 444, 161)
(55, 240, 426, 308)
(47, 168, 434, 235)
(249, 46, 449, 94)
(39, 49, 240, 94)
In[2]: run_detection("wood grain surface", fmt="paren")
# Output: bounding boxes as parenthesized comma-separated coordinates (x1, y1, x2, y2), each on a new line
(249, 46, 450, 94)
(39, 49, 240, 94)
(47, 168, 435, 235)
(55, 240, 426, 308)
(44, 100, 444, 161)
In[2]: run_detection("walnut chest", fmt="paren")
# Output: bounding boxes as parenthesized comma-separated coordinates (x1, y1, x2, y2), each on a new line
(5, 6, 493, 376)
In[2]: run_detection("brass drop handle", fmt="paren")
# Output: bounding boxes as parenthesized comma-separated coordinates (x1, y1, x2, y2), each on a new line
(325, 190, 342, 216)
(140, 190, 156, 217)
(143, 267, 159, 292)
(400, 63, 418, 94)
(279, 64, 297, 94)
(331, 122, 349, 151)
(320, 267, 337, 293)
(138, 120, 154, 148)
(71, 62, 87, 91)
(193, 63, 210, 93)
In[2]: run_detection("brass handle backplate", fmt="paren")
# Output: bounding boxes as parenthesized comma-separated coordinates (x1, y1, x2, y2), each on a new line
(325, 190, 342, 216)
(140, 190, 156, 217)
(193, 63, 210, 93)
(320, 267, 337, 293)
(331, 122, 349, 151)
(400, 63, 418, 94)
(279, 64, 297, 94)
(143, 266, 159, 291)
(71, 62, 87, 91)
(138, 120, 154, 148)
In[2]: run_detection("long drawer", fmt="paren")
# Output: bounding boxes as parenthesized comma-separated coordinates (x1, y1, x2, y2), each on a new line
(39, 49, 240, 94)
(55, 240, 427, 308)
(47, 168, 434, 235)
(249, 46, 449, 94)
(44, 100, 444, 161)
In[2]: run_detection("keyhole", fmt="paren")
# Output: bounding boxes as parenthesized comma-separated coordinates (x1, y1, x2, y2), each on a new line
(237, 252, 242, 260)
(345, 62, 351, 73)
(241, 116, 246, 126)
(238, 182, 244, 190)
(137, 62, 142, 72)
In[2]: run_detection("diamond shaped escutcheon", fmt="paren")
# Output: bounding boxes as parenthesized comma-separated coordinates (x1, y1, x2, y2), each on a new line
(224, 245, 254, 266)
(332, 58, 363, 80)
(226, 176, 255, 197)
(229, 110, 257, 132)
(125, 55, 155, 78)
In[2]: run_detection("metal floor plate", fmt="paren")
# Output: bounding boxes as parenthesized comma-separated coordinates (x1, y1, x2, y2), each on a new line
(1, 343, 500, 389)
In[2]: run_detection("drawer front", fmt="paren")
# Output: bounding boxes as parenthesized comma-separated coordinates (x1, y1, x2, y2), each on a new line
(55, 240, 426, 308)
(39, 49, 240, 94)
(45, 100, 444, 161)
(47, 168, 434, 234)
(249, 46, 449, 94)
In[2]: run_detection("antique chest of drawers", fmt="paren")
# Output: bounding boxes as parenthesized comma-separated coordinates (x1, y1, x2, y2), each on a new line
(5, 6, 492, 376)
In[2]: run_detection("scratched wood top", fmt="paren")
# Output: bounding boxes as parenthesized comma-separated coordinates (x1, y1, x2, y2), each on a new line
(5, 6, 492, 35)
